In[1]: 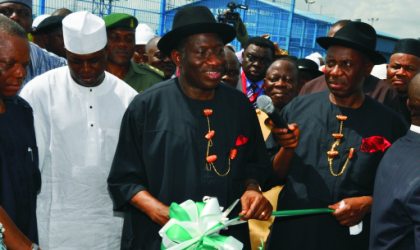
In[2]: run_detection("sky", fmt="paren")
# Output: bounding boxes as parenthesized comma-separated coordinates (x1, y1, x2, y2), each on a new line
(293, 0, 418, 39)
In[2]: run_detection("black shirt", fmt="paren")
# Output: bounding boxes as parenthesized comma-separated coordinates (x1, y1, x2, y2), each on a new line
(108, 78, 271, 249)
(268, 91, 407, 250)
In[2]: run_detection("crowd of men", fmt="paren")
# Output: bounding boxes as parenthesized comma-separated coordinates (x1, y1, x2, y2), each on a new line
(0, 0, 420, 249)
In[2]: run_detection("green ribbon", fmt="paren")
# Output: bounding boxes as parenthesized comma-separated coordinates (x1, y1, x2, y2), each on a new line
(160, 199, 335, 250)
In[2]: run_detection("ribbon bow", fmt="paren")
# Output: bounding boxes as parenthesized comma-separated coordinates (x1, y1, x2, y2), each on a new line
(159, 198, 244, 250)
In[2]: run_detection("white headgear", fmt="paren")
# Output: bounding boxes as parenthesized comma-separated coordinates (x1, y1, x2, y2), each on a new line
(63, 11, 107, 55)
(135, 23, 156, 45)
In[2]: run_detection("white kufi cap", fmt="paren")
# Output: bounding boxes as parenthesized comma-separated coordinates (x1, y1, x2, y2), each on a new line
(136, 23, 156, 45)
(63, 11, 107, 55)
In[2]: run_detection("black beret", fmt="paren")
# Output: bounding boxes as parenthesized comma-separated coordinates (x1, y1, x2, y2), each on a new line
(36, 15, 65, 35)
(392, 38, 420, 58)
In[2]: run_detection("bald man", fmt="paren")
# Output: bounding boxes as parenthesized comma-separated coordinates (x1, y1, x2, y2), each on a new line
(221, 46, 240, 88)
(299, 20, 400, 113)
(370, 73, 420, 250)
(144, 36, 176, 80)
(51, 8, 72, 16)
(327, 20, 349, 37)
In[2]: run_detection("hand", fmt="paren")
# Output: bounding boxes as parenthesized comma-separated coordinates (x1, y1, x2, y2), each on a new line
(328, 196, 373, 227)
(221, 10, 229, 24)
(239, 190, 272, 221)
(148, 203, 170, 227)
(270, 123, 300, 149)
(130, 190, 170, 227)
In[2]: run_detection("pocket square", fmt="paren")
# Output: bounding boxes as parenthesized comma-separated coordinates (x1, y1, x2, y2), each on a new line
(360, 136, 391, 153)
(235, 135, 248, 146)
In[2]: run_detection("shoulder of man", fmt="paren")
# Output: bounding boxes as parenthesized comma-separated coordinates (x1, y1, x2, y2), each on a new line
(132, 62, 165, 79)
(298, 75, 326, 96)
(105, 71, 139, 95)
(30, 42, 67, 68)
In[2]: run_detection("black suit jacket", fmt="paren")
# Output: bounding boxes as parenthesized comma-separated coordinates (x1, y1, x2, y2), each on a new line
(370, 130, 420, 250)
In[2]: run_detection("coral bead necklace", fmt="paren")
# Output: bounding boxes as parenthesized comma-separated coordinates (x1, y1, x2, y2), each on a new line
(203, 109, 237, 177)
(328, 115, 355, 177)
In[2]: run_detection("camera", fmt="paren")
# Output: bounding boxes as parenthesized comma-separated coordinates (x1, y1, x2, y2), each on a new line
(217, 2, 248, 24)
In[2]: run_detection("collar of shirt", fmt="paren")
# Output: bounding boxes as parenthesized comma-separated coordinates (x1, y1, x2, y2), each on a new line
(410, 124, 420, 134)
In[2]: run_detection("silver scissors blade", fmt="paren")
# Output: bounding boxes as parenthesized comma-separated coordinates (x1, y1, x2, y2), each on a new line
(222, 199, 240, 217)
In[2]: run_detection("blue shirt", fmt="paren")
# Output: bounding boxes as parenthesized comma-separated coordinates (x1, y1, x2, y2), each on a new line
(242, 68, 265, 98)
(21, 42, 67, 92)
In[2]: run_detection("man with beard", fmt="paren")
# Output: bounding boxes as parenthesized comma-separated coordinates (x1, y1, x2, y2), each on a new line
(299, 20, 399, 113)
(144, 36, 175, 80)
(0, 0, 67, 90)
(386, 38, 420, 124)
(35, 15, 66, 58)
(20, 11, 138, 249)
(267, 21, 407, 250)
(221, 46, 241, 88)
(104, 13, 163, 92)
(107, 6, 272, 250)
(236, 37, 275, 108)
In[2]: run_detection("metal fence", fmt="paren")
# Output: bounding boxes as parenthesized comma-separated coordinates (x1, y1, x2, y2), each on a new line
(32, 0, 397, 60)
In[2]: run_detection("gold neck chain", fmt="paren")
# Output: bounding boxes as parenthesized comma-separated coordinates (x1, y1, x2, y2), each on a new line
(203, 109, 236, 177)
(328, 115, 355, 177)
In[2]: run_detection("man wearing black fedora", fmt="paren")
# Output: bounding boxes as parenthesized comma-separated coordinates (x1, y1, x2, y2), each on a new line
(266, 21, 407, 249)
(299, 21, 400, 113)
(107, 5, 272, 250)
(295, 58, 324, 91)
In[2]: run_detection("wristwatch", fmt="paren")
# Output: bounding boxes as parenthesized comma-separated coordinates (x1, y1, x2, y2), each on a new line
(246, 182, 262, 192)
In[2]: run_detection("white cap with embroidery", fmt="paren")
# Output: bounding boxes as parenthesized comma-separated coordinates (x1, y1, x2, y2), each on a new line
(63, 11, 107, 55)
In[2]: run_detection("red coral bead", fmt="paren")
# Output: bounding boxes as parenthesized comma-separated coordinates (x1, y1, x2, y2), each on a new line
(206, 155, 217, 163)
(348, 148, 355, 159)
(230, 148, 237, 159)
(327, 150, 339, 157)
(332, 133, 344, 139)
(205, 130, 215, 140)
(203, 109, 213, 116)
(336, 115, 347, 121)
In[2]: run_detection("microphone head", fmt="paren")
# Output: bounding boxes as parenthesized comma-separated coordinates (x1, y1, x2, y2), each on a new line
(256, 95, 275, 114)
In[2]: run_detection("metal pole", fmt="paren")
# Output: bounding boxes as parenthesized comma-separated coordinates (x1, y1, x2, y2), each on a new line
(157, 0, 167, 36)
(285, 0, 296, 51)
(39, 0, 45, 15)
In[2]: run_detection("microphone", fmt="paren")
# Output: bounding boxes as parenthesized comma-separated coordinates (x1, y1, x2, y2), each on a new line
(257, 95, 290, 131)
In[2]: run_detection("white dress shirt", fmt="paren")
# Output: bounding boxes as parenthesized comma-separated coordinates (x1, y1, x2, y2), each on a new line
(20, 66, 138, 250)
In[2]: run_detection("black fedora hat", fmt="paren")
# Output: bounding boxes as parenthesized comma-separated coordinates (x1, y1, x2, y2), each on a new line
(316, 21, 386, 65)
(296, 58, 324, 77)
(158, 5, 236, 55)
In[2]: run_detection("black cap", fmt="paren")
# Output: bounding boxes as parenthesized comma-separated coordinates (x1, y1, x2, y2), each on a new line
(296, 58, 324, 77)
(316, 21, 386, 65)
(158, 6, 236, 55)
(392, 38, 420, 58)
(35, 15, 65, 35)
